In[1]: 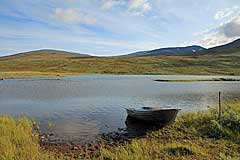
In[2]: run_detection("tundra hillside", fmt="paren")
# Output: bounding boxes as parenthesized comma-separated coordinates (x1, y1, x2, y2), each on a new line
(1, 39, 240, 78)
(0, 50, 240, 79)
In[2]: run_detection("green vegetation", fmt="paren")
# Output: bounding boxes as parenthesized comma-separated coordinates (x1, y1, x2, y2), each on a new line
(1, 99, 240, 159)
(0, 71, 68, 79)
(0, 51, 240, 78)
(99, 99, 240, 160)
(155, 77, 240, 82)
(0, 116, 60, 160)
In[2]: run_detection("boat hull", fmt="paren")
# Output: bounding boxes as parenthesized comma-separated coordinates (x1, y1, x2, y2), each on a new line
(126, 109, 180, 124)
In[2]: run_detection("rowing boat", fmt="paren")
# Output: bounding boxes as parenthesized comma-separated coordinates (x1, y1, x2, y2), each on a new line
(126, 106, 181, 124)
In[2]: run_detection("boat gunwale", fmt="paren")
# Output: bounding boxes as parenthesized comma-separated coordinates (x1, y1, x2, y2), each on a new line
(126, 108, 181, 112)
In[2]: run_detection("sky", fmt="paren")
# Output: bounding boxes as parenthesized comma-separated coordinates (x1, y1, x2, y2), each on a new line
(0, 0, 240, 56)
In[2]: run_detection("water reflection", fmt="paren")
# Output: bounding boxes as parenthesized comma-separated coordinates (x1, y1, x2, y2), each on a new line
(125, 116, 165, 138)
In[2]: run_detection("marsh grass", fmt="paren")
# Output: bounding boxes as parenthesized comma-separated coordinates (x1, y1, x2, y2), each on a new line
(0, 116, 62, 160)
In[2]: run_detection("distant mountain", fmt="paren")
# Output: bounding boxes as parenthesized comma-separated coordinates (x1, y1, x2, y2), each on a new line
(202, 38, 240, 54)
(120, 38, 240, 57)
(1, 38, 240, 59)
(0, 49, 91, 60)
(121, 45, 207, 57)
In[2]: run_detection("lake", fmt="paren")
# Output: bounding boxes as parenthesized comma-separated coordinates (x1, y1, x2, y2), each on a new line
(0, 75, 240, 143)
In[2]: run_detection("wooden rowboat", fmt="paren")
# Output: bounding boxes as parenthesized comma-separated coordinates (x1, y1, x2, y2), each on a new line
(126, 107, 181, 124)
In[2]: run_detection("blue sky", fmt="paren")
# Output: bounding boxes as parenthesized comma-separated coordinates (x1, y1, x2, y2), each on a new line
(0, 0, 240, 56)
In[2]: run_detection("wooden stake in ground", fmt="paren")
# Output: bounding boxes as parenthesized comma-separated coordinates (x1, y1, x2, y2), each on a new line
(219, 92, 222, 130)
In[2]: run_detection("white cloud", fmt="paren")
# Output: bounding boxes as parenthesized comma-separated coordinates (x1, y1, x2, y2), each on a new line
(220, 15, 240, 38)
(128, 0, 152, 16)
(197, 34, 236, 48)
(128, 0, 151, 11)
(214, 6, 239, 20)
(101, 0, 120, 10)
(101, 1, 115, 9)
(101, 0, 151, 16)
(53, 8, 96, 25)
(196, 14, 240, 48)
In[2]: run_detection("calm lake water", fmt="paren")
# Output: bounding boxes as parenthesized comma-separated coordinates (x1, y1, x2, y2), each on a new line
(0, 75, 240, 142)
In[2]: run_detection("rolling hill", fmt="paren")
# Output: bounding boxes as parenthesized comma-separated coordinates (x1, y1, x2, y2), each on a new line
(1, 38, 239, 60)
(201, 38, 240, 54)
(120, 38, 240, 57)
(0, 49, 92, 60)
(0, 39, 240, 78)
(121, 45, 206, 57)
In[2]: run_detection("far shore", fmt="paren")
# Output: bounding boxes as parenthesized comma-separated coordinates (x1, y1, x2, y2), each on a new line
(155, 77, 240, 82)
(1, 71, 240, 80)
(0, 71, 86, 79)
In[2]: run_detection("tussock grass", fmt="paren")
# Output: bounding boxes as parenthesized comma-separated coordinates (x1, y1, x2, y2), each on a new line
(0, 116, 61, 160)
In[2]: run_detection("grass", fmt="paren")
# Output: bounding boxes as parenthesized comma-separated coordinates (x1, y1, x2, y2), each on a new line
(0, 100, 240, 159)
(98, 99, 240, 160)
(0, 71, 64, 79)
(0, 116, 61, 160)
(155, 77, 240, 82)
(0, 52, 240, 78)
(0, 71, 84, 79)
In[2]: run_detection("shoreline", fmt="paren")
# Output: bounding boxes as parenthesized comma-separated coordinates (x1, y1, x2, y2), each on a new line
(0, 99, 240, 159)
(1, 71, 240, 79)
(38, 117, 163, 157)
(155, 77, 240, 82)
(0, 71, 82, 79)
